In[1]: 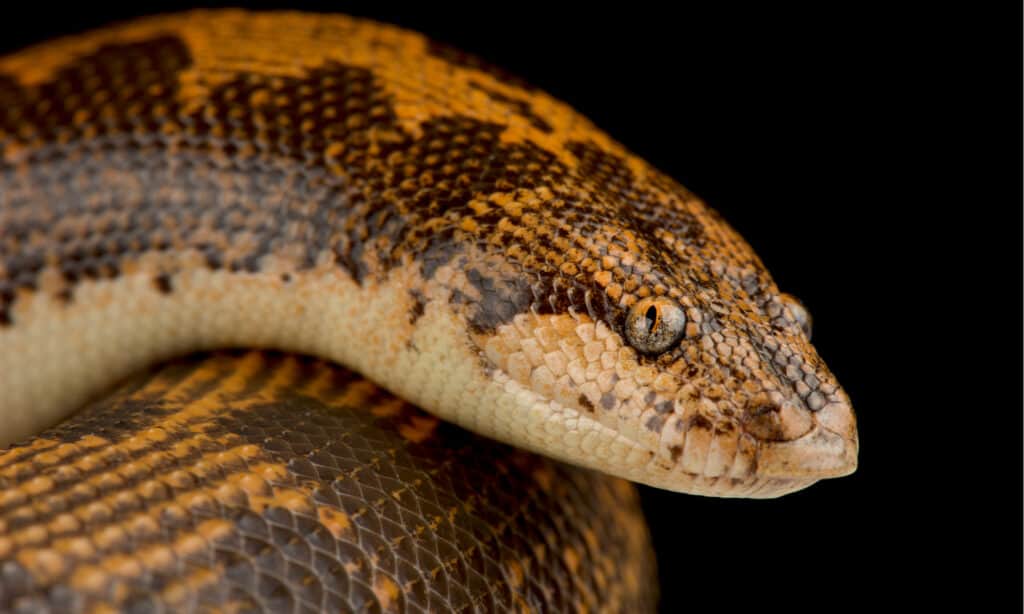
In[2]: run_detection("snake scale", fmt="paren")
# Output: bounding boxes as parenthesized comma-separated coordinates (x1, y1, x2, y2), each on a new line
(0, 10, 858, 612)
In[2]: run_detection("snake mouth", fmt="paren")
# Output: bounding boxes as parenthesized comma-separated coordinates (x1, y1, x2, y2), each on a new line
(625, 393, 858, 498)
(499, 387, 858, 499)
(757, 424, 858, 480)
(756, 397, 858, 483)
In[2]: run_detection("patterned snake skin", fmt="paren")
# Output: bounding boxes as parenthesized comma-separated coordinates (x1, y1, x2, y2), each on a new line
(0, 10, 858, 612)
(0, 351, 656, 612)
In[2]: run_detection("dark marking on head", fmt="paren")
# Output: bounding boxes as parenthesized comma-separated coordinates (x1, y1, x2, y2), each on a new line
(668, 445, 683, 462)
(460, 268, 534, 334)
(578, 395, 595, 413)
(566, 140, 707, 251)
(743, 400, 790, 440)
(153, 274, 173, 294)
(408, 289, 426, 324)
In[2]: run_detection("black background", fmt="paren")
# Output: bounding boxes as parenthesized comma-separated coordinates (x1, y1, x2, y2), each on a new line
(0, 3, 1018, 611)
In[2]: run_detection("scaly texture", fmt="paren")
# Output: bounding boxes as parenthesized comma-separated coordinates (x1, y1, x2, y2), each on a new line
(0, 351, 656, 613)
(0, 10, 856, 498)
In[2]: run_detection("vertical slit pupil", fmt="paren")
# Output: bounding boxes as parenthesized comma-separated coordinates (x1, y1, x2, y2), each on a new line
(644, 305, 658, 333)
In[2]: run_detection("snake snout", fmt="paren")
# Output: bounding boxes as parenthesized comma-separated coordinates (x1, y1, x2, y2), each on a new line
(742, 398, 814, 442)
(755, 392, 858, 481)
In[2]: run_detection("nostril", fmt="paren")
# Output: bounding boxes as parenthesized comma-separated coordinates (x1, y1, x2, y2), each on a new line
(743, 399, 813, 441)
(744, 402, 782, 440)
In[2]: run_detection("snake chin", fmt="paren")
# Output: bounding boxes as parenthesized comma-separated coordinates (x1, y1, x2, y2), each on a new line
(475, 366, 855, 499)
(464, 309, 857, 498)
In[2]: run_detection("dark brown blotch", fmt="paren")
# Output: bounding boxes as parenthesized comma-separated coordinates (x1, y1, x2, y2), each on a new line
(577, 395, 595, 413)
(460, 268, 534, 334)
(153, 274, 173, 294)
(566, 140, 707, 252)
(743, 402, 787, 440)
(408, 289, 426, 324)
(1, 36, 194, 320)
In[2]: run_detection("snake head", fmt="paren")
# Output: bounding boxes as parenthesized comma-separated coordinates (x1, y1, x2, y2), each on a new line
(437, 140, 858, 498)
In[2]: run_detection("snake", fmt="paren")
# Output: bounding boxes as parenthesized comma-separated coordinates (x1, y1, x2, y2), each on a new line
(0, 9, 858, 612)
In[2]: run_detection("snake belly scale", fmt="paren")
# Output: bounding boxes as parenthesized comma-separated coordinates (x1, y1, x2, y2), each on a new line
(0, 8, 858, 610)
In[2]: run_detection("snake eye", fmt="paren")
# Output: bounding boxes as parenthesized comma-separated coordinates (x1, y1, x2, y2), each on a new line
(779, 293, 812, 340)
(625, 297, 686, 355)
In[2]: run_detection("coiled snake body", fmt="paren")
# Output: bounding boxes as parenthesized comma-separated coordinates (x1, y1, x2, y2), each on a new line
(0, 11, 858, 612)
